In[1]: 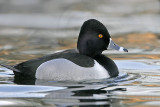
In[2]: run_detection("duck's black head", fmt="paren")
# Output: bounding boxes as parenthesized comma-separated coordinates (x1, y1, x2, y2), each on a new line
(77, 19, 128, 58)
(77, 19, 110, 57)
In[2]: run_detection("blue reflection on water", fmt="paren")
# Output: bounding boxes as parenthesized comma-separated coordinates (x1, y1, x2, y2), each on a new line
(0, 85, 66, 98)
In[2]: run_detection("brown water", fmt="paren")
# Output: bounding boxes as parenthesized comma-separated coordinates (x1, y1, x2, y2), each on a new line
(0, 0, 160, 106)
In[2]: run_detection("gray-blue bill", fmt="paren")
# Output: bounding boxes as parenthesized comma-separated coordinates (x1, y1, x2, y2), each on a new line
(107, 38, 128, 52)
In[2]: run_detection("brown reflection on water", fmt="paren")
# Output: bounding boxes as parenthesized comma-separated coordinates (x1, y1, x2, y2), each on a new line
(56, 32, 160, 53)
(122, 81, 142, 86)
(0, 33, 160, 65)
(143, 84, 160, 87)
(0, 54, 40, 65)
(0, 50, 11, 56)
(56, 38, 77, 50)
(113, 33, 159, 50)
(121, 96, 160, 107)
(122, 98, 146, 106)
(109, 33, 160, 60)
(109, 54, 160, 60)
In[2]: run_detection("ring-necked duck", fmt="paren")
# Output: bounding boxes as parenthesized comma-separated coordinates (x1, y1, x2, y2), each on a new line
(0, 19, 128, 81)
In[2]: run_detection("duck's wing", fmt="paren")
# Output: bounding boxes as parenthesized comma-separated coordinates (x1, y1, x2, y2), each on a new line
(13, 49, 94, 78)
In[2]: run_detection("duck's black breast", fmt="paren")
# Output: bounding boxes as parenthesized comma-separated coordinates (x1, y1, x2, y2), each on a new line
(13, 49, 94, 78)
(94, 55, 119, 77)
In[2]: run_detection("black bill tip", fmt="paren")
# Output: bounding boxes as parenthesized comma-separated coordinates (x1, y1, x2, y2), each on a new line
(123, 48, 128, 52)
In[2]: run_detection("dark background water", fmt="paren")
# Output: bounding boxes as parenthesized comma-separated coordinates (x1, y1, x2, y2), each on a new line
(0, 0, 160, 106)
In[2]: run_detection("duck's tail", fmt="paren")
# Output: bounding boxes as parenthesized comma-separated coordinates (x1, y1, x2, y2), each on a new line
(0, 63, 20, 72)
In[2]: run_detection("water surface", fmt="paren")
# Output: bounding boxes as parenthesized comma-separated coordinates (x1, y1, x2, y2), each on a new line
(0, 0, 160, 106)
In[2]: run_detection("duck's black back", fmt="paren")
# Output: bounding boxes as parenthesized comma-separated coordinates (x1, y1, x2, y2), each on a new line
(13, 49, 119, 80)
(14, 49, 94, 79)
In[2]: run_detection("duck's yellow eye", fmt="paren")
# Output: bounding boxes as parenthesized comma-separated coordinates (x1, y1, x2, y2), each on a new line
(98, 34, 103, 38)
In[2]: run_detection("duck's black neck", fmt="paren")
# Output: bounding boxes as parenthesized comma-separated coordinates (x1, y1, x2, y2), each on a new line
(94, 54, 119, 77)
